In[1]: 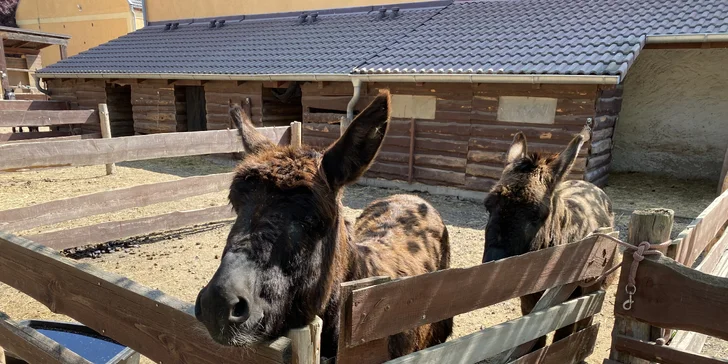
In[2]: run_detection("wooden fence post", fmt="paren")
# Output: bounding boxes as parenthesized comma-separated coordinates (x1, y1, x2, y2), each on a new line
(719, 146, 728, 194)
(98, 103, 116, 175)
(287, 316, 323, 364)
(609, 208, 674, 364)
(290, 121, 302, 149)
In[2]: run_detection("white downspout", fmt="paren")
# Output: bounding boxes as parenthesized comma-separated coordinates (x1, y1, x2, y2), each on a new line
(343, 78, 362, 135)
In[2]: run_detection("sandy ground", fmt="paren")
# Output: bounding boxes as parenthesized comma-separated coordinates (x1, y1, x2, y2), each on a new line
(0, 156, 724, 363)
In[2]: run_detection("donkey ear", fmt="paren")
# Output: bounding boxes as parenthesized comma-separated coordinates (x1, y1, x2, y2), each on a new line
(549, 133, 586, 182)
(229, 100, 275, 154)
(322, 90, 391, 189)
(506, 132, 527, 165)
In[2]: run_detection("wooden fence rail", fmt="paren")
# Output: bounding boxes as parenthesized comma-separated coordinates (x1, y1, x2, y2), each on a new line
(348, 234, 620, 346)
(0, 110, 98, 127)
(0, 232, 291, 364)
(608, 190, 728, 364)
(0, 172, 235, 233)
(0, 127, 291, 171)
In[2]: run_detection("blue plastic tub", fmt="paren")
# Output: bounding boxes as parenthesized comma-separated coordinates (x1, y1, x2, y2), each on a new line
(16, 320, 140, 364)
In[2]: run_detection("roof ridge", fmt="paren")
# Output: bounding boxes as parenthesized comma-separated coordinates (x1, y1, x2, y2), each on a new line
(147, 0, 452, 26)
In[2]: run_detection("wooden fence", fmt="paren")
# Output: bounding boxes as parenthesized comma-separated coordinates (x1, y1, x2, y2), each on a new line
(607, 189, 728, 364)
(0, 119, 309, 364)
(0, 100, 98, 139)
(330, 228, 621, 364)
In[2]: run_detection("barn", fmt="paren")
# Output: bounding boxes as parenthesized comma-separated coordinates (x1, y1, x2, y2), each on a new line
(31, 0, 728, 195)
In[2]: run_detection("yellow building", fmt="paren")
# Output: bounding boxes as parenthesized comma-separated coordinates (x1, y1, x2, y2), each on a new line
(145, 0, 430, 22)
(15, 0, 144, 68)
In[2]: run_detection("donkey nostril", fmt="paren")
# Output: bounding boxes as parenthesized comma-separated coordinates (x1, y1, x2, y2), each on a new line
(229, 298, 250, 323)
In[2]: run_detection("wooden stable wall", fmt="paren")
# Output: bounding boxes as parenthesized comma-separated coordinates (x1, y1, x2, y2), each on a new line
(301, 82, 603, 192)
(203, 81, 263, 129)
(588, 85, 623, 187)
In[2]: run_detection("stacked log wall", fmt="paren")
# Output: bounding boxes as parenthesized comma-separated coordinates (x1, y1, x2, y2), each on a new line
(585, 85, 623, 187)
(300, 82, 601, 192)
(130, 81, 177, 134)
(204, 81, 263, 129)
(262, 87, 302, 126)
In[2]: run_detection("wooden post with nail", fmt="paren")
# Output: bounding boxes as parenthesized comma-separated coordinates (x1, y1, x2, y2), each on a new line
(609, 208, 674, 364)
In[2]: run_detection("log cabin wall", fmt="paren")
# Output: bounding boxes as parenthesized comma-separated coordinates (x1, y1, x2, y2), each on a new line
(586, 84, 623, 187)
(130, 80, 177, 134)
(300, 81, 605, 192)
(261, 86, 302, 126)
(203, 81, 263, 129)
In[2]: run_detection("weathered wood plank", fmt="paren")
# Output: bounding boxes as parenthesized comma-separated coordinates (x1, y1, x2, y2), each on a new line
(675, 189, 728, 266)
(383, 292, 604, 364)
(0, 110, 97, 127)
(349, 235, 620, 345)
(27, 205, 236, 250)
(720, 146, 728, 194)
(286, 316, 322, 364)
(0, 100, 68, 111)
(336, 277, 391, 364)
(0, 127, 290, 171)
(0, 313, 92, 364)
(508, 324, 600, 364)
(0, 132, 100, 144)
(0, 173, 234, 232)
(613, 253, 728, 343)
(0, 232, 290, 364)
(613, 335, 728, 364)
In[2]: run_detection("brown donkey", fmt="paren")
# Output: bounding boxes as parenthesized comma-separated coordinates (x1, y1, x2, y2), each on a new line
(195, 91, 452, 359)
(481, 130, 614, 350)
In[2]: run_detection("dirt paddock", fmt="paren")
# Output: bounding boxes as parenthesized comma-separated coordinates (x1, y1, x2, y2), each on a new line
(0, 155, 725, 363)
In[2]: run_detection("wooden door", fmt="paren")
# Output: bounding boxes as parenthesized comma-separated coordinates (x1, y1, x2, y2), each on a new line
(185, 86, 207, 131)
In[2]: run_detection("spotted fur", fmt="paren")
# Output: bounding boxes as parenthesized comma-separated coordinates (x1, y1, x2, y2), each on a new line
(482, 130, 614, 351)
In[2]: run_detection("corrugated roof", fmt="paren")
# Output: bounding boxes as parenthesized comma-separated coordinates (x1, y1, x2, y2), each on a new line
(37, 0, 728, 80)
(355, 0, 728, 77)
(37, 3, 446, 76)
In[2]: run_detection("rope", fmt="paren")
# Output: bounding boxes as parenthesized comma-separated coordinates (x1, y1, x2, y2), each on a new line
(577, 233, 673, 345)
(578, 233, 671, 311)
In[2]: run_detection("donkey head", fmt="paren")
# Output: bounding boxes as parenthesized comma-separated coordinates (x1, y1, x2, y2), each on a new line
(194, 91, 392, 347)
(482, 129, 587, 263)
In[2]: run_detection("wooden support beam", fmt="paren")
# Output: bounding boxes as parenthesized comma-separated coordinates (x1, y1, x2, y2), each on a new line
(98, 103, 116, 175)
(348, 234, 620, 345)
(59, 45, 67, 60)
(408, 118, 415, 184)
(236, 80, 246, 87)
(508, 324, 600, 364)
(0, 232, 290, 364)
(167, 79, 176, 85)
(610, 208, 674, 364)
(0, 31, 68, 46)
(384, 292, 605, 364)
(2, 47, 41, 55)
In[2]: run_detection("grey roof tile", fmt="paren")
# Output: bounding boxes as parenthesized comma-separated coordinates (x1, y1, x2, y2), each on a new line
(38, 0, 728, 78)
(356, 0, 728, 77)
(38, 4, 446, 75)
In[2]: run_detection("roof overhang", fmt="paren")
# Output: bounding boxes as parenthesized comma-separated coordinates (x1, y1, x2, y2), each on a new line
(35, 72, 621, 85)
(646, 33, 728, 44)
